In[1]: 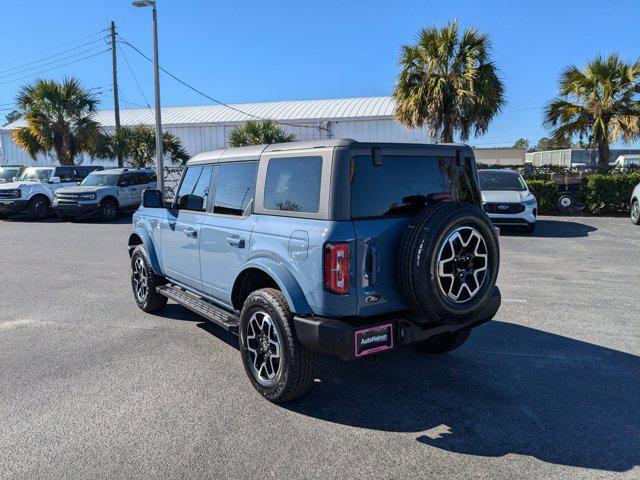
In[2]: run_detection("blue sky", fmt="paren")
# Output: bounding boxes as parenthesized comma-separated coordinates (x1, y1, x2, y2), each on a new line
(1, 0, 639, 147)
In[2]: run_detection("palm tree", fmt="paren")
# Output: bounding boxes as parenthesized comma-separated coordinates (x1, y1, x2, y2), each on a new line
(12, 77, 101, 165)
(393, 20, 505, 143)
(229, 120, 296, 147)
(544, 54, 640, 172)
(93, 125, 189, 168)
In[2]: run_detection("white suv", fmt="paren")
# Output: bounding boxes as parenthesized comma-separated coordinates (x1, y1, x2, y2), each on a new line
(479, 169, 537, 233)
(0, 166, 103, 220)
(54, 168, 157, 221)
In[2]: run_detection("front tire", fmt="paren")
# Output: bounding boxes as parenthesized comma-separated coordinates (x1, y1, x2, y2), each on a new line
(239, 288, 314, 403)
(131, 245, 167, 312)
(28, 196, 49, 220)
(414, 329, 470, 355)
(100, 199, 118, 221)
(631, 200, 640, 225)
(524, 222, 536, 233)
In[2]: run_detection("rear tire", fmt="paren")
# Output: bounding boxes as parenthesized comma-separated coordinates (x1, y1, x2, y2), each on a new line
(28, 196, 49, 220)
(131, 245, 167, 312)
(414, 329, 470, 355)
(239, 288, 314, 403)
(631, 200, 640, 225)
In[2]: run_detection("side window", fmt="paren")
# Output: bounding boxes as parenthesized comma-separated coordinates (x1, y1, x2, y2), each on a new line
(132, 173, 147, 185)
(56, 167, 75, 182)
(264, 156, 322, 213)
(212, 162, 257, 216)
(145, 172, 157, 184)
(175, 165, 212, 212)
(118, 173, 135, 187)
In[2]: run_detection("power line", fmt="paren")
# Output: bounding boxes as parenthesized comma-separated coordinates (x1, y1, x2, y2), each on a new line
(0, 38, 108, 75)
(118, 37, 329, 133)
(117, 42, 151, 109)
(0, 29, 108, 66)
(0, 50, 110, 86)
(0, 44, 109, 80)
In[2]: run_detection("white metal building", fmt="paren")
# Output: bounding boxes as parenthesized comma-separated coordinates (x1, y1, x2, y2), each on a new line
(0, 96, 437, 166)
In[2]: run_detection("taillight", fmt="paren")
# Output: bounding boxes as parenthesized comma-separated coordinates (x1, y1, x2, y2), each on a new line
(324, 243, 350, 294)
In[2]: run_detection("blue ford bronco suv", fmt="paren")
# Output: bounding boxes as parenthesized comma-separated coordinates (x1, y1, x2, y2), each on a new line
(128, 139, 501, 402)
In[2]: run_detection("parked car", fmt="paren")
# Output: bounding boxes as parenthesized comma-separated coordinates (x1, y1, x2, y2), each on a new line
(54, 168, 157, 221)
(0, 165, 26, 184)
(631, 182, 640, 225)
(128, 139, 501, 402)
(478, 169, 537, 233)
(0, 165, 103, 220)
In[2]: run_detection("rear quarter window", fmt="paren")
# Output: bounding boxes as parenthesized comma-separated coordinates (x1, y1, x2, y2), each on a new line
(264, 156, 322, 213)
(350, 155, 477, 218)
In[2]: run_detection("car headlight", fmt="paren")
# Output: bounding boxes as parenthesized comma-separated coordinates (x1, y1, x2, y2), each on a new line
(79, 193, 96, 200)
(522, 197, 537, 207)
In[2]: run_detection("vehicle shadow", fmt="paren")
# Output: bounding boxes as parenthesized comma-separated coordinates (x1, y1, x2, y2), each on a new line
(500, 219, 597, 238)
(156, 303, 239, 350)
(280, 321, 639, 473)
(71, 212, 134, 225)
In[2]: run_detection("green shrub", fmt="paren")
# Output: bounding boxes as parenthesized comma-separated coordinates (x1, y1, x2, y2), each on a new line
(580, 173, 640, 214)
(526, 179, 559, 215)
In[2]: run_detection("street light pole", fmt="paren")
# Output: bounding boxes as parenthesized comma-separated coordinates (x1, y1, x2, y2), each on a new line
(133, 0, 164, 195)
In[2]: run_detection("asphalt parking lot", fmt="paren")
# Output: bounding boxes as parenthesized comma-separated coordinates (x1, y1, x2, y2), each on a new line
(1, 215, 639, 479)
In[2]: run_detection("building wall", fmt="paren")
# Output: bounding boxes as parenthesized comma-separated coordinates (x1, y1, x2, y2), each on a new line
(525, 149, 640, 167)
(473, 148, 526, 166)
(1, 118, 426, 166)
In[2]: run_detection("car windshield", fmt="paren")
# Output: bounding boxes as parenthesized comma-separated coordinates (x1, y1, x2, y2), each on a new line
(0, 168, 20, 180)
(81, 173, 120, 187)
(478, 171, 526, 191)
(19, 168, 53, 182)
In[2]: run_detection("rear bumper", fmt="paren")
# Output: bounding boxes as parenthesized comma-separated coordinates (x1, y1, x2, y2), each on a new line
(294, 286, 501, 361)
(0, 199, 27, 215)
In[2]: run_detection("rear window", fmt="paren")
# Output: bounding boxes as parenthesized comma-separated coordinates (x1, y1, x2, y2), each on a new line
(264, 156, 322, 213)
(350, 155, 476, 218)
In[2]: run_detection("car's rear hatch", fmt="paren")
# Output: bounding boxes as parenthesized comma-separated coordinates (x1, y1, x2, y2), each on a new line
(349, 147, 481, 317)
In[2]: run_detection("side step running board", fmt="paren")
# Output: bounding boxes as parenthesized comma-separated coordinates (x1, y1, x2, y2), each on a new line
(156, 285, 239, 334)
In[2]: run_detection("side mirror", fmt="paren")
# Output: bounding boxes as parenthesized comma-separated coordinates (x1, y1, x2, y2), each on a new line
(142, 189, 164, 208)
(50, 176, 61, 184)
(12, 177, 18, 182)
(178, 194, 204, 211)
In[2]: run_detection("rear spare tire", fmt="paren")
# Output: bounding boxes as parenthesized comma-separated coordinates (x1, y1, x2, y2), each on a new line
(398, 201, 499, 324)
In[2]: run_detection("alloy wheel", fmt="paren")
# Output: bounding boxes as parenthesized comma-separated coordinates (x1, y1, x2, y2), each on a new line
(34, 200, 47, 218)
(437, 226, 489, 303)
(132, 256, 148, 302)
(245, 311, 282, 384)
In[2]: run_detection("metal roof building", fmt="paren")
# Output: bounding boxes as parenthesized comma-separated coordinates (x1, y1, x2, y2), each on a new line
(0, 96, 433, 166)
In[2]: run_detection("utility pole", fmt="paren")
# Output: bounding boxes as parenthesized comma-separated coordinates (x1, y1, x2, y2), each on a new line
(151, 5, 164, 195)
(110, 21, 123, 168)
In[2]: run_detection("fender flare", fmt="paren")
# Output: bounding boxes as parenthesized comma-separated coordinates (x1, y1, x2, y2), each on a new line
(100, 195, 120, 208)
(238, 258, 312, 315)
(128, 227, 162, 275)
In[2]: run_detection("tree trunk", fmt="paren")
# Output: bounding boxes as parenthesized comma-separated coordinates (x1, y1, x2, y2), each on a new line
(441, 121, 454, 144)
(597, 141, 610, 173)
